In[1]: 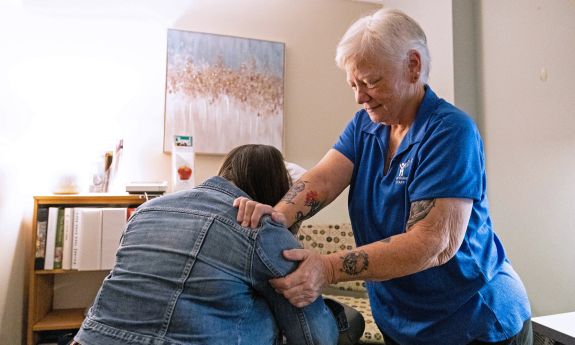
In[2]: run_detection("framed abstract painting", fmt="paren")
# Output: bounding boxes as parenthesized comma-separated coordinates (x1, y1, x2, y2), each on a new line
(163, 30, 285, 154)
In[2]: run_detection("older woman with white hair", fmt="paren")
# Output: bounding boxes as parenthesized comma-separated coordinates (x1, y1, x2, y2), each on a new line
(235, 8, 532, 345)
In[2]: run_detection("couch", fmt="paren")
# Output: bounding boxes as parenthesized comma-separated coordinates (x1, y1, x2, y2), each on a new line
(298, 223, 385, 344)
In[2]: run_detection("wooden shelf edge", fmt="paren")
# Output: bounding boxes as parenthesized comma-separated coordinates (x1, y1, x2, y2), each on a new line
(34, 194, 146, 205)
(35, 269, 110, 275)
(32, 308, 86, 331)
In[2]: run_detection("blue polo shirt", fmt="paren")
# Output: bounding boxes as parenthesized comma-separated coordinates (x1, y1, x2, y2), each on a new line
(333, 86, 530, 345)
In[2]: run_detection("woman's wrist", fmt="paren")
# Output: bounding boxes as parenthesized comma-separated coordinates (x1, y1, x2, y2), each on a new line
(322, 254, 338, 285)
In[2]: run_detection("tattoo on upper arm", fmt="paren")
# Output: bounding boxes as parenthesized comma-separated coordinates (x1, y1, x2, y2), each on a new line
(340, 250, 369, 276)
(407, 199, 436, 229)
(379, 237, 391, 243)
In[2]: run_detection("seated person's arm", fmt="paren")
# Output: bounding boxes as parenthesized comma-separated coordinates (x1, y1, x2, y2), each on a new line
(251, 217, 338, 345)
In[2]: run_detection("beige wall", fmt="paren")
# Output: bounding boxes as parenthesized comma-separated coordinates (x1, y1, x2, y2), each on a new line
(0, 0, 378, 343)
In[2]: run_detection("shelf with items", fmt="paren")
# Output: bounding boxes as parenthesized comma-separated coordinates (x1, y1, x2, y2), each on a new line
(27, 194, 146, 345)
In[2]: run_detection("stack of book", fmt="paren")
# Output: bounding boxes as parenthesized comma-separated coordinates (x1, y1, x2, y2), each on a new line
(35, 207, 132, 271)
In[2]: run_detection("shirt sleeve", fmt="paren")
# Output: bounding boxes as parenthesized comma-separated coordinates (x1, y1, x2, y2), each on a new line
(253, 218, 338, 345)
(408, 113, 484, 202)
(332, 114, 358, 164)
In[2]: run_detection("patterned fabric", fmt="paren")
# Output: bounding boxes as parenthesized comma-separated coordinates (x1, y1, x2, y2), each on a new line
(297, 223, 366, 293)
(299, 223, 384, 344)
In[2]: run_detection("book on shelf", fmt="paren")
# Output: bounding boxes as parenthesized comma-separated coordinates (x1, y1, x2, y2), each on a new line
(73, 208, 103, 271)
(62, 208, 75, 270)
(44, 207, 60, 270)
(71, 207, 81, 269)
(101, 208, 127, 270)
(36, 206, 130, 271)
(34, 208, 49, 269)
(53, 208, 65, 269)
(127, 207, 138, 220)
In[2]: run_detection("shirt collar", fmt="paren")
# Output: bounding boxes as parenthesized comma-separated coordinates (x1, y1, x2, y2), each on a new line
(404, 85, 439, 146)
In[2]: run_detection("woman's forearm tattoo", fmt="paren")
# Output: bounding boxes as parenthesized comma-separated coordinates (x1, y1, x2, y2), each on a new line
(284, 181, 323, 224)
(303, 191, 322, 216)
(281, 181, 306, 204)
(407, 199, 436, 229)
(340, 250, 369, 276)
(294, 191, 323, 223)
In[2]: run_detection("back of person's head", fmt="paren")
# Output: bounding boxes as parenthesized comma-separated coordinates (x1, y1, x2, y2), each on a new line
(335, 8, 430, 83)
(218, 144, 290, 206)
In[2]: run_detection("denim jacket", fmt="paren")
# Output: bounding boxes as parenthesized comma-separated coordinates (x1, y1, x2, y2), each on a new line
(75, 176, 338, 345)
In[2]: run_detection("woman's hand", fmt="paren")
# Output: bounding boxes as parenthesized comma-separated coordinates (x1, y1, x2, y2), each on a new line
(269, 249, 335, 308)
(233, 197, 287, 228)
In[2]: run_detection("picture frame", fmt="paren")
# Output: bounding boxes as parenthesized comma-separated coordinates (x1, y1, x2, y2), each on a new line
(163, 29, 285, 154)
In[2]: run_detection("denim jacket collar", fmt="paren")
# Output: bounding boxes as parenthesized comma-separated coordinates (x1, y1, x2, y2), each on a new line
(198, 176, 252, 201)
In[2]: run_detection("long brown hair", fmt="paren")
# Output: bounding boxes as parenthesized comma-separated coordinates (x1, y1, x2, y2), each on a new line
(218, 144, 290, 206)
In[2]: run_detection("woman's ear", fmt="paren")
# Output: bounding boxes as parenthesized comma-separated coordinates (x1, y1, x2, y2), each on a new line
(407, 50, 421, 83)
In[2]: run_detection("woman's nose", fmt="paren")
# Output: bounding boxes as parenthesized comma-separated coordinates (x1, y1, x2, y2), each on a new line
(355, 87, 370, 104)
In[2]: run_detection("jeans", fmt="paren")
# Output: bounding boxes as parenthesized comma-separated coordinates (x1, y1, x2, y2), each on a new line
(75, 176, 338, 345)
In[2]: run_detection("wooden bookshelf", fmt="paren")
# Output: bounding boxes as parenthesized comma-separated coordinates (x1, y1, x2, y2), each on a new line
(32, 308, 86, 331)
(27, 194, 146, 345)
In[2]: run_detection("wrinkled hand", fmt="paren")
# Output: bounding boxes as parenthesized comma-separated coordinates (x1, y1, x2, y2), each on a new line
(270, 249, 334, 308)
(233, 197, 287, 228)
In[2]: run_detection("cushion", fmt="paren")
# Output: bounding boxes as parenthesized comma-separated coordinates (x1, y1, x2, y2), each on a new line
(297, 223, 366, 293)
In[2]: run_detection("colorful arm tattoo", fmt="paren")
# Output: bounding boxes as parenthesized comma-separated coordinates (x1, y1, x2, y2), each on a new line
(282, 180, 324, 224)
(294, 190, 323, 224)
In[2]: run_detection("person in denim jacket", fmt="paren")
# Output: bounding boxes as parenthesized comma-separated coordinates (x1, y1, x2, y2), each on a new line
(73, 144, 338, 345)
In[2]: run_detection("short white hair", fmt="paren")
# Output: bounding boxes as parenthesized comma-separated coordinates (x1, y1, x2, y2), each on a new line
(335, 8, 430, 83)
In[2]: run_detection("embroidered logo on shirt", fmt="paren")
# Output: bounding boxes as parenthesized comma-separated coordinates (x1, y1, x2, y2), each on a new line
(395, 159, 412, 184)
(399, 162, 408, 177)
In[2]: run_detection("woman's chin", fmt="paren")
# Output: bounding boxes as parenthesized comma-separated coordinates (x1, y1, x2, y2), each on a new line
(367, 111, 389, 124)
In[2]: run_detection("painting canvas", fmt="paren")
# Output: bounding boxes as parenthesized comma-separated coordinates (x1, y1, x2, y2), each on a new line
(164, 30, 284, 154)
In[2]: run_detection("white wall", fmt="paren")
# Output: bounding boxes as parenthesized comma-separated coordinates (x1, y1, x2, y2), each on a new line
(477, 0, 575, 316)
(0, 1, 378, 343)
(0, 2, 184, 343)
